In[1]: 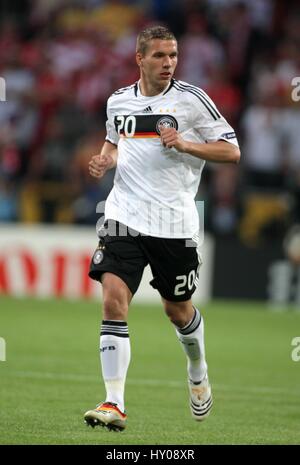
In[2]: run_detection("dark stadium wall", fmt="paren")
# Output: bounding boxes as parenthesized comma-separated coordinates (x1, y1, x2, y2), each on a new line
(212, 237, 287, 301)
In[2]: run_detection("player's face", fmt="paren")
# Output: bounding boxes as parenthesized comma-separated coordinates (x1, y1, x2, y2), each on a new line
(137, 39, 178, 88)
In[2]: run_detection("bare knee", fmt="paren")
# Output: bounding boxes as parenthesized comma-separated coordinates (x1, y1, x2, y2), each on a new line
(162, 298, 194, 328)
(102, 273, 132, 320)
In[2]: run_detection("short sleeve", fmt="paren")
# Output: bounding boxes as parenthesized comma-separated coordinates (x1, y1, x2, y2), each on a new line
(105, 98, 119, 145)
(189, 90, 239, 148)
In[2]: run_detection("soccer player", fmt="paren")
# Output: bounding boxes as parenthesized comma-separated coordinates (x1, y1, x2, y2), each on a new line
(84, 26, 240, 431)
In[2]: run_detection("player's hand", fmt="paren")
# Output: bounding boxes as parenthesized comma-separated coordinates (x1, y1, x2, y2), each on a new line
(159, 126, 187, 152)
(89, 154, 114, 179)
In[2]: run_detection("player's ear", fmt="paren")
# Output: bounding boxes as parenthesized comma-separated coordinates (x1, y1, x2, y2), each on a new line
(136, 52, 142, 67)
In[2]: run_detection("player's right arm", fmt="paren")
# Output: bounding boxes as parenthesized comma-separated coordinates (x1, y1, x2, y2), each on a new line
(88, 141, 118, 179)
(89, 93, 120, 179)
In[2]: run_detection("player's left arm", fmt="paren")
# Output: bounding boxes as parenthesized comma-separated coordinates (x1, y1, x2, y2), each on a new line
(160, 128, 240, 164)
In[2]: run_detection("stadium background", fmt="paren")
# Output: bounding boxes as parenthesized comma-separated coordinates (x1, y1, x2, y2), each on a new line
(0, 0, 300, 445)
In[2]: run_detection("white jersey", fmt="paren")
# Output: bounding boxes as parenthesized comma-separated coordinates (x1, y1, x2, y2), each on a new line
(104, 78, 239, 238)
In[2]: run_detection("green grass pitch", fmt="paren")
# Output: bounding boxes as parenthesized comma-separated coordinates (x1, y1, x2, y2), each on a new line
(0, 295, 299, 445)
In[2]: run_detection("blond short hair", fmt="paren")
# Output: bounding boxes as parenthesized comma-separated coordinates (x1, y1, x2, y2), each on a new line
(136, 26, 176, 56)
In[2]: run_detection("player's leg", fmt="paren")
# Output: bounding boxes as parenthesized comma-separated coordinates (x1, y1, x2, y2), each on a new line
(162, 297, 212, 421)
(100, 272, 132, 410)
(85, 221, 146, 430)
(84, 273, 132, 430)
(162, 298, 207, 382)
(140, 235, 212, 420)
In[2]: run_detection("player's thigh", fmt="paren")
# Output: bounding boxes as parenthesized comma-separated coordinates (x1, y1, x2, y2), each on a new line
(89, 220, 147, 297)
(101, 272, 133, 309)
(142, 237, 200, 302)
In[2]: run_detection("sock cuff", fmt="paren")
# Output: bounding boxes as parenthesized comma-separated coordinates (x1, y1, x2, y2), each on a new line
(177, 307, 201, 335)
(102, 320, 128, 326)
(101, 320, 129, 338)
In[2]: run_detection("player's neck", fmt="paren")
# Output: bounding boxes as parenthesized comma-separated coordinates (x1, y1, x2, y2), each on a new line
(139, 77, 170, 97)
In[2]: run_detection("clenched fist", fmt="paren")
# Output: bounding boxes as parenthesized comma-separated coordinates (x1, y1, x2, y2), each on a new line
(159, 126, 187, 152)
(89, 154, 114, 179)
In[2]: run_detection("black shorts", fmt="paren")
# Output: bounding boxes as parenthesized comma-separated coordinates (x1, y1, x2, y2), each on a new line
(89, 220, 201, 302)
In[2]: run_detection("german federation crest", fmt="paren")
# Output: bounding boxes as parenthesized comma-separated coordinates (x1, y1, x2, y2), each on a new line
(156, 115, 178, 134)
(93, 249, 104, 265)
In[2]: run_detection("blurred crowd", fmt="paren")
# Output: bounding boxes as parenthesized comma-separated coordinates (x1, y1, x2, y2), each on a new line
(0, 0, 300, 246)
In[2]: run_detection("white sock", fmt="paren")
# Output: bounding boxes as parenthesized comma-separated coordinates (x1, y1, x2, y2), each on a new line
(100, 320, 130, 412)
(175, 307, 208, 383)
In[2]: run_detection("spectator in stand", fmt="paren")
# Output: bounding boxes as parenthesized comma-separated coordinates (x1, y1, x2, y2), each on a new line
(0, 47, 36, 127)
(0, 179, 18, 221)
(33, 53, 65, 150)
(0, 20, 20, 65)
(178, 13, 224, 87)
(47, 21, 97, 81)
(225, 2, 253, 88)
(204, 65, 241, 127)
(0, 47, 38, 178)
(0, 129, 20, 222)
(70, 129, 114, 224)
(210, 164, 240, 235)
(241, 87, 286, 191)
(75, 55, 113, 115)
(29, 89, 92, 183)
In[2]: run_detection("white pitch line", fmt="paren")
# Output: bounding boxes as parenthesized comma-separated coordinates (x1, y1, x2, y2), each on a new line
(3, 370, 300, 398)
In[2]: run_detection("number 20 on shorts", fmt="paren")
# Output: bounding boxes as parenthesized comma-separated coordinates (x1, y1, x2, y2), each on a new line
(174, 270, 196, 296)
